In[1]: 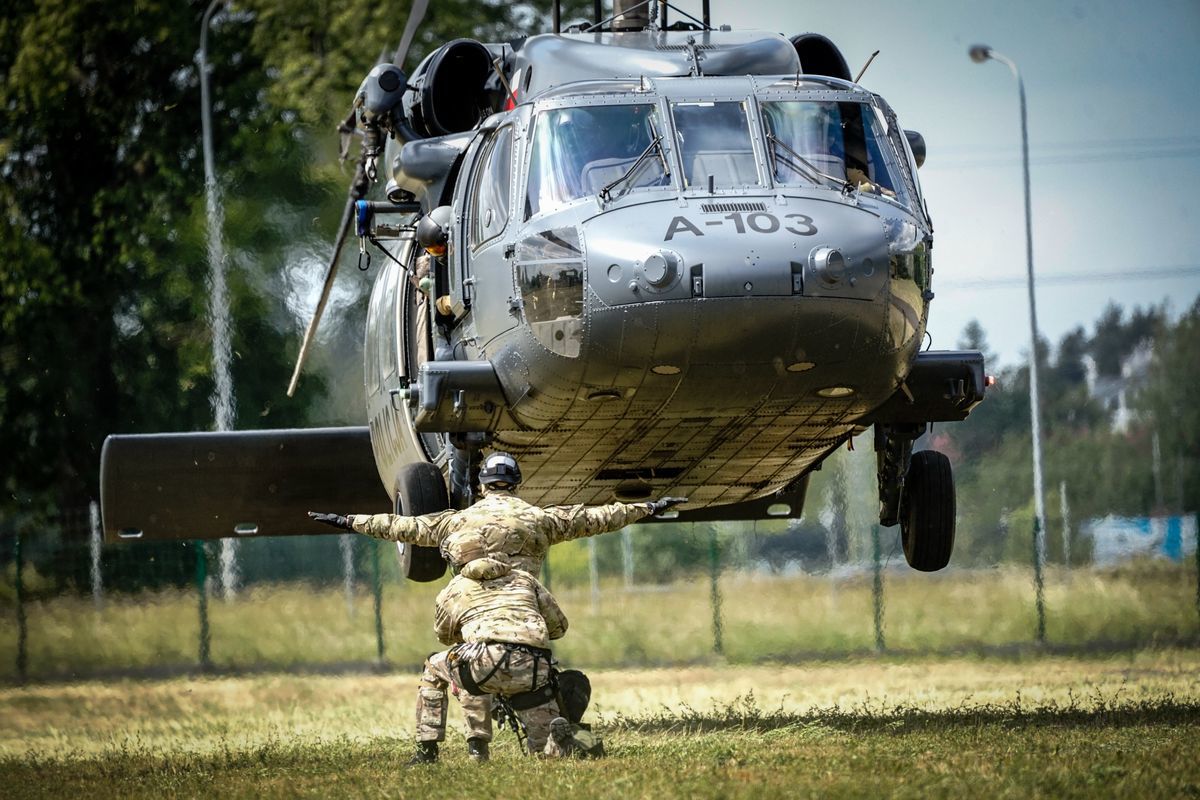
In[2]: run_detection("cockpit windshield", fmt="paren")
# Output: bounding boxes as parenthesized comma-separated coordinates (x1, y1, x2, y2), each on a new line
(525, 103, 669, 219)
(761, 100, 910, 204)
(672, 100, 762, 190)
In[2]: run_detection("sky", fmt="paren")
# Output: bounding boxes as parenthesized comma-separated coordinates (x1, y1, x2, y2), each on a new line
(683, 0, 1200, 368)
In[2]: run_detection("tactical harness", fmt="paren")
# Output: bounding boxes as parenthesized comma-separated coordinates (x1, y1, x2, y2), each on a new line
(453, 642, 555, 709)
(453, 642, 599, 755)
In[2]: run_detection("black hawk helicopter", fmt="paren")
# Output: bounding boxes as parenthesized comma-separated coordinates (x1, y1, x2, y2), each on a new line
(101, 0, 988, 580)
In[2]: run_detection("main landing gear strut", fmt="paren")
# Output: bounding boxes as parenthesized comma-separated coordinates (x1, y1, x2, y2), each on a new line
(393, 433, 490, 582)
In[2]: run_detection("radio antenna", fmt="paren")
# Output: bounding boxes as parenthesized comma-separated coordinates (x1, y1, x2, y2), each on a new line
(854, 50, 880, 83)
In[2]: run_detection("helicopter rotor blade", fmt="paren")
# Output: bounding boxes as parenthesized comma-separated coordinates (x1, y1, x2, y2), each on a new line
(393, 0, 431, 68)
(286, 159, 368, 397)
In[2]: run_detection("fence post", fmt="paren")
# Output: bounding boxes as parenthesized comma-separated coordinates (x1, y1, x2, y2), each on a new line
(372, 540, 385, 663)
(89, 501, 104, 609)
(708, 525, 723, 656)
(872, 525, 885, 652)
(15, 530, 28, 682)
(588, 537, 600, 613)
(194, 540, 212, 670)
(1194, 512, 1200, 631)
(1033, 516, 1046, 644)
(1059, 481, 1071, 569)
(341, 534, 356, 619)
(622, 528, 634, 588)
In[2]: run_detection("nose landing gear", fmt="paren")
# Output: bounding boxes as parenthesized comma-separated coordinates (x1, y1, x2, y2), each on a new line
(875, 424, 956, 572)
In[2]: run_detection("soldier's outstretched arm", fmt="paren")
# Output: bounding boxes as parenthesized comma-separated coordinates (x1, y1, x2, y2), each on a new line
(347, 509, 456, 547)
(543, 501, 655, 545)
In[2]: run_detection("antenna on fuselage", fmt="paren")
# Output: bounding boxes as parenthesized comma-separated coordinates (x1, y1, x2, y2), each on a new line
(854, 50, 881, 84)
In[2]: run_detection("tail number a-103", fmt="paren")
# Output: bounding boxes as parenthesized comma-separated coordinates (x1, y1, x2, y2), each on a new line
(664, 211, 818, 241)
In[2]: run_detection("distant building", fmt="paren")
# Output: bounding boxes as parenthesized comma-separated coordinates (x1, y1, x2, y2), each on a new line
(1084, 343, 1153, 432)
(1084, 514, 1197, 566)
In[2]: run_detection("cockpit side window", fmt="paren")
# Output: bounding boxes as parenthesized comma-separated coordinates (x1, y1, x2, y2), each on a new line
(470, 127, 513, 249)
(671, 100, 762, 190)
(761, 99, 911, 206)
(524, 103, 668, 220)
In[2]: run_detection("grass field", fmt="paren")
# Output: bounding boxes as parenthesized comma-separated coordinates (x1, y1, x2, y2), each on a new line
(2, 650, 1199, 798)
(3, 562, 1198, 679)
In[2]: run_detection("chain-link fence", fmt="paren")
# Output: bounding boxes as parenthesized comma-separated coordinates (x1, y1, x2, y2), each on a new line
(3, 450, 1198, 683)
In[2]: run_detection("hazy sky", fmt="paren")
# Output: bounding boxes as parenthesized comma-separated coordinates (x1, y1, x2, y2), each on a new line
(683, 0, 1200, 368)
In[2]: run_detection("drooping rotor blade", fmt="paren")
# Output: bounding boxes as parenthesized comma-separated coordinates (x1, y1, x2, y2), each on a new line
(286, 160, 368, 397)
(393, 0, 431, 68)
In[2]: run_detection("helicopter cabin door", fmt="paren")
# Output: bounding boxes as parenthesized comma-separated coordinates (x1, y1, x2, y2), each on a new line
(458, 124, 518, 343)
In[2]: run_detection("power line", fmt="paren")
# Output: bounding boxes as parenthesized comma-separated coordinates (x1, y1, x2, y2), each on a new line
(926, 136, 1200, 170)
(933, 135, 1200, 157)
(939, 264, 1200, 289)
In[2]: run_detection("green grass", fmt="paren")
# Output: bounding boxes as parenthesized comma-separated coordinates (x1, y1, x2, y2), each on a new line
(2, 562, 1197, 679)
(2, 653, 1199, 798)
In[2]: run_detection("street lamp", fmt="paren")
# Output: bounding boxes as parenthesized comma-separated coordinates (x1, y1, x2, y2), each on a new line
(970, 44, 1047, 641)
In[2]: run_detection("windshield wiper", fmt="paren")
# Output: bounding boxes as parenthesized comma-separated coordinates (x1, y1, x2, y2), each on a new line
(599, 135, 668, 204)
(766, 132, 854, 195)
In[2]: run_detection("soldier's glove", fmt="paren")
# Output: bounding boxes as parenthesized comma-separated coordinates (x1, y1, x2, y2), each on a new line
(647, 497, 688, 515)
(308, 511, 353, 530)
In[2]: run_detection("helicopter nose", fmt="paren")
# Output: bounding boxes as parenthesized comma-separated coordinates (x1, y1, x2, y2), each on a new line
(584, 199, 889, 306)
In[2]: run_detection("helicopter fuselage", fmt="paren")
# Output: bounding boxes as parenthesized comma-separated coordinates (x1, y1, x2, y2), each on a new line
(368, 61, 939, 515)
(96, 27, 984, 550)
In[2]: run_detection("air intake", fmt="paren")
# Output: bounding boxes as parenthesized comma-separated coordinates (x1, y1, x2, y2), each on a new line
(700, 202, 767, 213)
(595, 467, 685, 481)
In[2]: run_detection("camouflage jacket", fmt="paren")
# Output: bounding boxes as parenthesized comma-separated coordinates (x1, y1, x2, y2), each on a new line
(433, 564, 567, 649)
(350, 489, 653, 574)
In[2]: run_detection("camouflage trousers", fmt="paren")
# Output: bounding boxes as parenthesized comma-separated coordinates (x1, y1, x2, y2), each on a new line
(418, 643, 560, 754)
(417, 651, 493, 743)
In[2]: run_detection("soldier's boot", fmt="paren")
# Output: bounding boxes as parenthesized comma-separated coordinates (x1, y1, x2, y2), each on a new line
(467, 737, 490, 763)
(406, 741, 438, 767)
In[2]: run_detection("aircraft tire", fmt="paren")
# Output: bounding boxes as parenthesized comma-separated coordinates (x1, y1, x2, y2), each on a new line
(899, 450, 955, 572)
(394, 462, 449, 582)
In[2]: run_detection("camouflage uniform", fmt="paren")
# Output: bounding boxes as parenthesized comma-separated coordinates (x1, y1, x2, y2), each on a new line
(351, 487, 650, 745)
(409, 253, 432, 365)
(350, 486, 655, 575)
(418, 555, 567, 754)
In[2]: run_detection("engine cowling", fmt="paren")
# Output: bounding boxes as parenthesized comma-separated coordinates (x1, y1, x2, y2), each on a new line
(402, 39, 496, 139)
(790, 33, 852, 81)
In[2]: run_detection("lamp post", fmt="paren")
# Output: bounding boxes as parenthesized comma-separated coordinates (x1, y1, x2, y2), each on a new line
(970, 44, 1047, 642)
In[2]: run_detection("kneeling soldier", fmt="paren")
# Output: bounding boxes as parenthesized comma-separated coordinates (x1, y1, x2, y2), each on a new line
(409, 530, 568, 765)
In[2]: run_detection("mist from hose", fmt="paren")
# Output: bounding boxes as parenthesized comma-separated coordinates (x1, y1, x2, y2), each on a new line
(200, 1, 239, 598)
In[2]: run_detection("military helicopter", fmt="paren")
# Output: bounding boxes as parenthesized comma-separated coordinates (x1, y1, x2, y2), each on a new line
(101, 0, 988, 581)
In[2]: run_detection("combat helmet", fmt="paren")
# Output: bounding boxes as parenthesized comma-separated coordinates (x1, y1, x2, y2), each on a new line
(479, 451, 521, 489)
(416, 205, 452, 257)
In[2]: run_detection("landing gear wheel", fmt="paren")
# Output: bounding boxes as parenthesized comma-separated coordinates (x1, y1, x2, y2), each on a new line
(394, 462, 449, 582)
(900, 450, 956, 572)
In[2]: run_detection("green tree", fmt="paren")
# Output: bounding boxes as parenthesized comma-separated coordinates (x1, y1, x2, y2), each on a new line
(0, 0, 319, 533)
(1136, 298, 1200, 513)
(1089, 302, 1163, 377)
